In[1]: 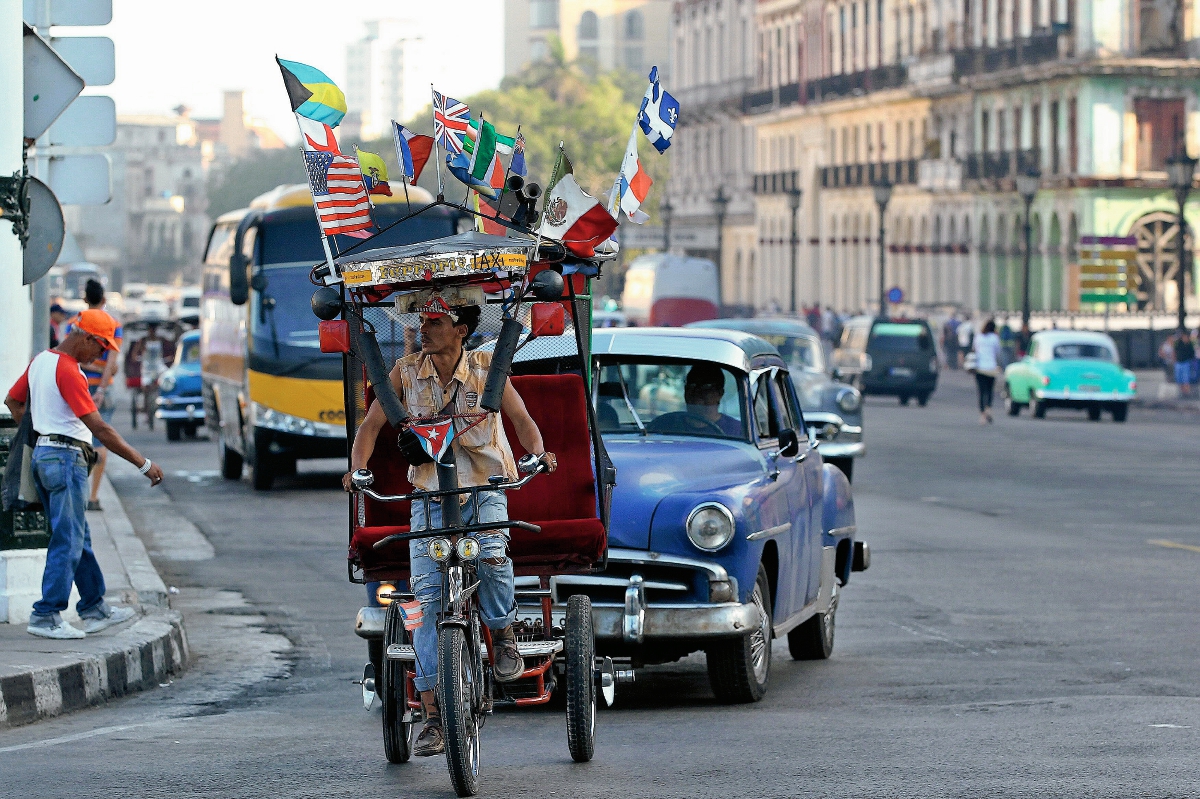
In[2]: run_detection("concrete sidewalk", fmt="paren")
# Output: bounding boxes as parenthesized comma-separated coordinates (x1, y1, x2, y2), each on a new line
(1131, 369, 1200, 413)
(0, 476, 188, 727)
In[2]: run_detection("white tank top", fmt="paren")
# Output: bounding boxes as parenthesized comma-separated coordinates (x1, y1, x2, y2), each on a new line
(26, 351, 95, 443)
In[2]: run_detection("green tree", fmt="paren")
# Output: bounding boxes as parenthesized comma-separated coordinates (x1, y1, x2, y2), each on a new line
(205, 148, 307, 218)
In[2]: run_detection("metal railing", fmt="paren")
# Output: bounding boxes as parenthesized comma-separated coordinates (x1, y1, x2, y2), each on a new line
(964, 149, 1041, 180)
(819, 160, 919, 189)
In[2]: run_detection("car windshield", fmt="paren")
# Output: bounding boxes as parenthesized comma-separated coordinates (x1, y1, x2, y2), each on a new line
(180, 339, 200, 363)
(755, 333, 824, 372)
(595, 359, 748, 440)
(1052, 343, 1116, 361)
(870, 322, 931, 352)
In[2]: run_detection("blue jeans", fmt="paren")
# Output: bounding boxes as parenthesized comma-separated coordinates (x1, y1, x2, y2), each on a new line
(30, 446, 106, 617)
(408, 492, 515, 693)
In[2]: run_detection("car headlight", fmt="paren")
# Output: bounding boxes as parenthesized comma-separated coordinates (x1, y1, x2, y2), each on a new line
(456, 538, 480, 560)
(376, 582, 396, 606)
(686, 502, 735, 552)
(428, 538, 452, 562)
(158, 372, 176, 393)
(836, 387, 861, 413)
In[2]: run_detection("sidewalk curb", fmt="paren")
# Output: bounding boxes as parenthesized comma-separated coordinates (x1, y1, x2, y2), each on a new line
(0, 610, 188, 727)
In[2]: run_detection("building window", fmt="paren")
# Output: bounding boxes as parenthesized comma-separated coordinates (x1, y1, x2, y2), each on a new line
(840, 6, 847, 73)
(877, 0, 884, 63)
(997, 109, 1007, 152)
(624, 9, 644, 39)
(625, 46, 643, 71)
(1134, 98, 1184, 171)
(530, 38, 550, 62)
(578, 9, 599, 38)
(981, 110, 990, 152)
(531, 0, 559, 29)
(1050, 100, 1060, 173)
(1031, 102, 1041, 162)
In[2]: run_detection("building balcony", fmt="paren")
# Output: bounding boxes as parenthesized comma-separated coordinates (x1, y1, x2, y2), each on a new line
(963, 149, 1041, 181)
(742, 64, 908, 115)
(752, 171, 801, 194)
(676, 77, 753, 114)
(952, 29, 1063, 79)
(818, 160, 919, 189)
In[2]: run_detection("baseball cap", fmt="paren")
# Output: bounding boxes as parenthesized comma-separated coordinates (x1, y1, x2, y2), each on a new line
(72, 309, 120, 351)
(417, 294, 460, 322)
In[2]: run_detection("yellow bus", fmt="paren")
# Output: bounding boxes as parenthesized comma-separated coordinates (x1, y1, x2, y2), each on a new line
(200, 183, 465, 489)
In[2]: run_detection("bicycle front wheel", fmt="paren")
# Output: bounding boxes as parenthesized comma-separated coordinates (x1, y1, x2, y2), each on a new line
(438, 623, 481, 797)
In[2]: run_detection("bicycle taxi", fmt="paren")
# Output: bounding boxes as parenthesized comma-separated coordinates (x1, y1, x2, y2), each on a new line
(310, 199, 615, 796)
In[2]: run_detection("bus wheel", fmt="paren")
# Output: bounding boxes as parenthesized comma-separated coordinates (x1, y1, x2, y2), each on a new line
(251, 453, 275, 491)
(219, 430, 243, 480)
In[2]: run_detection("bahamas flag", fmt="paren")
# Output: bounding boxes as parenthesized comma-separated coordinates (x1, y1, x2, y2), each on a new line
(277, 57, 347, 128)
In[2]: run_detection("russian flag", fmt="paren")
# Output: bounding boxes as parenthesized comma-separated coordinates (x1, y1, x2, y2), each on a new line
(617, 130, 653, 223)
(392, 121, 434, 184)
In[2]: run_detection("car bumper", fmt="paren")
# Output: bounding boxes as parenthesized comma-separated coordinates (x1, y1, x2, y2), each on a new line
(863, 375, 938, 395)
(354, 601, 763, 643)
(1035, 390, 1135, 403)
(805, 413, 864, 458)
(819, 438, 864, 458)
(155, 395, 206, 421)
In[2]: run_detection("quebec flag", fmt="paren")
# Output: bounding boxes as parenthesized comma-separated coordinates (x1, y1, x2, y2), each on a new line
(637, 67, 680, 154)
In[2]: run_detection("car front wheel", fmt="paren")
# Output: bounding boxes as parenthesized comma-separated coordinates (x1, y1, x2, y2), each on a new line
(706, 564, 772, 704)
(827, 457, 853, 483)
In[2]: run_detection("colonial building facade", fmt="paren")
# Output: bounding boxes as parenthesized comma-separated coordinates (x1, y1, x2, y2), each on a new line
(668, 0, 1200, 315)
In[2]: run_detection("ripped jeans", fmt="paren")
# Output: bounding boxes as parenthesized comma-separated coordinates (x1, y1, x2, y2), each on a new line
(409, 491, 516, 693)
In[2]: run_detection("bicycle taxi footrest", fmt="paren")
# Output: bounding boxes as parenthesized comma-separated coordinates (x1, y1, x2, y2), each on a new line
(386, 639, 564, 661)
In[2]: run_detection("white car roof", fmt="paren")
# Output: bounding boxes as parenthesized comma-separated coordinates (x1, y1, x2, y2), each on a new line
(1033, 330, 1118, 348)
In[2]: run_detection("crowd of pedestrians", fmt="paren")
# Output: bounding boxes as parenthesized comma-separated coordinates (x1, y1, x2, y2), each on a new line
(1158, 329, 1200, 397)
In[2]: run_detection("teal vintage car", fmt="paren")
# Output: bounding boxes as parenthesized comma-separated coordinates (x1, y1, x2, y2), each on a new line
(1002, 331, 1136, 422)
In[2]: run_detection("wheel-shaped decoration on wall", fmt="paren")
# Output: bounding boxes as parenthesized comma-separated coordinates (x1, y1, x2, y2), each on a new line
(1130, 211, 1193, 311)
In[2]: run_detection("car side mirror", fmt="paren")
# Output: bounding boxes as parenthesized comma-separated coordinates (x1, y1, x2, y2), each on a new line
(778, 428, 800, 458)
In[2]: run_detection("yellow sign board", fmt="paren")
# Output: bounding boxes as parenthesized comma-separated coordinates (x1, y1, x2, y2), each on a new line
(341, 249, 530, 288)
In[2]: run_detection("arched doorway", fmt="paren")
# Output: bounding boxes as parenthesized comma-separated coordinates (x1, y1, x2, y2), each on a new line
(1130, 210, 1192, 311)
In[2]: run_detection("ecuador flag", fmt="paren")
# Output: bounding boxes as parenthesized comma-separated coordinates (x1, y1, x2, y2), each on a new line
(277, 57, 347, 128)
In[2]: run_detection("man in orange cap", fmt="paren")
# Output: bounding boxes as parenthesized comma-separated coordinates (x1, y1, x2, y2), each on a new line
(5, 310, 165, 639)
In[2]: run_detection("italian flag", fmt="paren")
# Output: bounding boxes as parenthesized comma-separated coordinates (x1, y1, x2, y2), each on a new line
(468, 119, 506, 194)
(537, 153, 618, 258)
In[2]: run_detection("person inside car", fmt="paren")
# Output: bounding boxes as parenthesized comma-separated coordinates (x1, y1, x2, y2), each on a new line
(684, 364, 742, 437)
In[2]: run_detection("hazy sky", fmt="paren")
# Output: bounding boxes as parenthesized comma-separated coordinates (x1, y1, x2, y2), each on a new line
(57, 0, 505, 142)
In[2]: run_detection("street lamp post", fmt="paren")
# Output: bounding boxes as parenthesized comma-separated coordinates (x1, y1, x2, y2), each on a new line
(787, 184, 803, 315)
(1167, 153, 1197, 331)
(1015, 169, 1040, 351)
(660, 197, 673, 254)
(712, 187, 730, 309)
(873, 181, 893, 318)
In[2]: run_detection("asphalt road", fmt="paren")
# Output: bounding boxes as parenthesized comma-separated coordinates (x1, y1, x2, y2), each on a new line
(3, 371, 1199, 798)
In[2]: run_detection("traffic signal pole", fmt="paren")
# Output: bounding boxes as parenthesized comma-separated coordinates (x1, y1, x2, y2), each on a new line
(1, 0, 33, 390)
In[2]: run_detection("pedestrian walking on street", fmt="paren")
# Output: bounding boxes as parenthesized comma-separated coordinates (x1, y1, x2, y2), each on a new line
(69, 280, 122, 511)
(972, 319, 1003, 425)
(957, 317, 975, 368)
(1160, 333, 1177, 383)
(943, 315, 961, 369)
(4, 310, 165, 640)
(1173, 331, 1195, 398)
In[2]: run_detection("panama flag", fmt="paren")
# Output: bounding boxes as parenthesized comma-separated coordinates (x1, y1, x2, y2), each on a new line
(637, 66, 680, 154)
(616, 130, 653, 223)
(538, 153, 619, 258)
(391, 121, 433, 183)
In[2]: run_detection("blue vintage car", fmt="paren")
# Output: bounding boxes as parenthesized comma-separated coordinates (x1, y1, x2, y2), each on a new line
(155, 329, 205, 441)
(557, 327, 868, 704)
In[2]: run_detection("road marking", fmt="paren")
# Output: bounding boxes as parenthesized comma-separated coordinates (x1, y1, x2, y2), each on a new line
(0, 719, 186, 753)
(1149, 724, 1191, 729)
(1147, 539, 1200, 555)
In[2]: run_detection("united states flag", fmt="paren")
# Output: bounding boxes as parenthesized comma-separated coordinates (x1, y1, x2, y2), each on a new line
(304, 151, 374, 238)
(397, 599, 423, 632)
(433, 90, 471, 154)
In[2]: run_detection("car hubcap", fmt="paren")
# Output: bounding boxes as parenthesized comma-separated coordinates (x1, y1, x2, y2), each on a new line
(749, 582, 770, 683)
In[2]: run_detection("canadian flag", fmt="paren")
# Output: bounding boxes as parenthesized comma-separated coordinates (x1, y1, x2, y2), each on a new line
(537, 153, 618, 258)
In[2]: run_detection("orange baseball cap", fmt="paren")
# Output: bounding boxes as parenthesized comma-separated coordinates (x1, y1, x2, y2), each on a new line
(72, 309, 121, 351)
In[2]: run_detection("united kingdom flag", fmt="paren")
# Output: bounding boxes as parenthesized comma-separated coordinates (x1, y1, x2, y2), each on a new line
(433, 89, 472, 155)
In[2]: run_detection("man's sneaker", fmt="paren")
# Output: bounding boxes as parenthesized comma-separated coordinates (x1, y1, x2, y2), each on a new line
(492, 631, 525, 682)
(413, 718, 444, 756)
(27, 612, 86, 640)
(79, 602, 136, 634)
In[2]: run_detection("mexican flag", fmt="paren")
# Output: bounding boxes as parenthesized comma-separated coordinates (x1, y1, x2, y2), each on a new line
(537, 153, 618, 258)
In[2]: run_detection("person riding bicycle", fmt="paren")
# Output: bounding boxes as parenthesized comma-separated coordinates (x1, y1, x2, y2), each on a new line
(343, 296, 557, 757)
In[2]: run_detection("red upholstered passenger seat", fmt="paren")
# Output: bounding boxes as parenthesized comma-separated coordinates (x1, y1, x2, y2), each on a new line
(351, 373, 606, 581)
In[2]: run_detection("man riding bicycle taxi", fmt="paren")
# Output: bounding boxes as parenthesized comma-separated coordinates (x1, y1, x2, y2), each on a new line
(343, 296, 557, 757)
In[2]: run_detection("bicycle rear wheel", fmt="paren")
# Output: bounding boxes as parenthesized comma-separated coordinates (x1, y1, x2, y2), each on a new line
(439, 622, 481, 797)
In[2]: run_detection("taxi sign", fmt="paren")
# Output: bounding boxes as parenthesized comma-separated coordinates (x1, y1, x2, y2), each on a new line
(336, 232, 533, 289)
